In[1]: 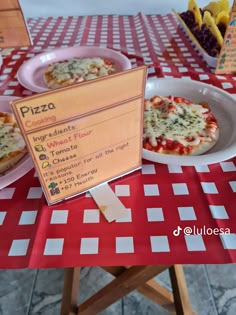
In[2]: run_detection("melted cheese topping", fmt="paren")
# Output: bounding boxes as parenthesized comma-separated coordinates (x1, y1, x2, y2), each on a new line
(0, 117, 26, 159)
(143, 96, 217, 147)
(46, 57, 116, 83)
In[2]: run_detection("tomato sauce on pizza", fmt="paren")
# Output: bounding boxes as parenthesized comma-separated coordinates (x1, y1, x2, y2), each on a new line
(143, 95, 219, 156)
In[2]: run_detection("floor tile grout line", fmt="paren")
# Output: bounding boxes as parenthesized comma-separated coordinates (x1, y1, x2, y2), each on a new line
(203, 265, 219, 315)
(121, 297, 125, 315)
(26, 269, 39, 315)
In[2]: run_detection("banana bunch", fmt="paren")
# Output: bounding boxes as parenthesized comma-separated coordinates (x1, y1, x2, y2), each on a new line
(179, 0, 231, 57)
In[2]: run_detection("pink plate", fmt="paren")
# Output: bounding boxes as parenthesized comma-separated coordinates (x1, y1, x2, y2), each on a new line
(0, 96, 34, 189)
(17, 46, 132, 93)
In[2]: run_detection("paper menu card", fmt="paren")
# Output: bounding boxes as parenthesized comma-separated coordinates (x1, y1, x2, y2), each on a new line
(11, 66, 147, 205)
(215, 0, 236, 74)
(0, 0, 31, 48)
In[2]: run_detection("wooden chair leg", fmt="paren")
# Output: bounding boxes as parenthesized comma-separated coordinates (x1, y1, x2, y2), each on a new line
(103, 266, 176, 314)
(77, 265, 170, 315)
(169, 265, 197, 315)
(61, 268, 80, 315)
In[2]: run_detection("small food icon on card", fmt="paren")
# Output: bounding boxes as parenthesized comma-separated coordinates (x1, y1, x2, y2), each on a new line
(42, 161, 51, 169)
(34, 144, 46, 152)
(39, 154, 48, 161)
(48, 182, 60, 196)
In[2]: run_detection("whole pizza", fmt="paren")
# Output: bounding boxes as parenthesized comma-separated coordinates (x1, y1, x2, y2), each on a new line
(0, 112, 27, 174)
(44, 57, 116, 89)
(143, 95, 219, 156)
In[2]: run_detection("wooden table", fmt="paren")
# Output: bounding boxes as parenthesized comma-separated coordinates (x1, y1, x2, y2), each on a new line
(0, 13, 235, 315)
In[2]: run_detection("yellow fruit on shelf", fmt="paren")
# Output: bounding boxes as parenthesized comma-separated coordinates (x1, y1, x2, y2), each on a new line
(215, 10, 230, 26)
(203, 11, 224, 46)
(218, 0, 230, 14)
(188, 0, 203, 27)
(203, 0, 230, 19)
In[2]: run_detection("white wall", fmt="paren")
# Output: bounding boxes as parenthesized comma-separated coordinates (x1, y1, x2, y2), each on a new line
(19, 0, 234, 17)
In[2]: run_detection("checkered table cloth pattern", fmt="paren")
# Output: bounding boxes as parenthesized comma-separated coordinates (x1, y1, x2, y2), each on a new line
(0, 14, 235, 268)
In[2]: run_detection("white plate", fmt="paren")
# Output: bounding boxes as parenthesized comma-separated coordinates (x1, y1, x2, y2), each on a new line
(17, 46, 132, 93)
(0, 96, 34, 189)
(143, 78, 236, 166)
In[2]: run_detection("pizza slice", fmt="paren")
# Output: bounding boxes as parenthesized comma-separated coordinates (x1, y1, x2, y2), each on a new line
(44, 57, 116, 89)
(143, 95, 219, 156)
(0, 112, 27, 174)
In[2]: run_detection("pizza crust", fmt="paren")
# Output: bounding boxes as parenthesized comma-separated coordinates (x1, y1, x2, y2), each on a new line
(0, 149, 27, 174)
(0, 111, 27, 174)
(189, 128, 219, 155)
(154, 128, 219, 156)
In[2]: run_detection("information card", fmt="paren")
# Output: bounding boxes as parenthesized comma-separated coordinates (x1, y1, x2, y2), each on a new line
(0, 0, 31, 48)
(11, 66, 147, 205)
(215, 0, 236, 74)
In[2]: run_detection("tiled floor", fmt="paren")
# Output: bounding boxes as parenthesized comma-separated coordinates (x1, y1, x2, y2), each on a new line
(0, 264, 235, 315)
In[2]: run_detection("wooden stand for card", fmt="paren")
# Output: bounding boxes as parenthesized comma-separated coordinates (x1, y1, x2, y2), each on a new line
(60, 265, 197, 315)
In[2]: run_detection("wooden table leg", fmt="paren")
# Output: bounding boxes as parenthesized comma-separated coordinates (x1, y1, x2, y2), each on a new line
(61, 267, 80, 315)
(137, 279, 176, 313)
(169, 265, 197, 315)
(60, 265, 196, 315)
(103, 266, 176, 314)
(77, 265, 170, 315)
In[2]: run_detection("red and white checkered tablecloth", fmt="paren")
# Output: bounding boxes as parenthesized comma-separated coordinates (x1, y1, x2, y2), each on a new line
(0, 14, 235, 269)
